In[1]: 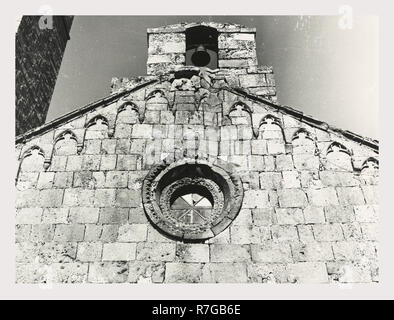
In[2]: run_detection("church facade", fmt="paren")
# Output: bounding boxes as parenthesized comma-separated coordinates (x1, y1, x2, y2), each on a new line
(15, 22, 379, 283)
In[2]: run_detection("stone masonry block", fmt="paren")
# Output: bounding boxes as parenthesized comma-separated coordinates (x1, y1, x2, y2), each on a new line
(94, 189, 116, 207)
(319, 171, 359, 187)
(271, 225, 299, 241)
(99, 208, 128, 224)
(242, 190, 269, 209)
(129, 207, 148, 224)
(303, 206, 325, 224)
(251, 208, 277, 226)
(277, 189, 307, 208)
(118, 224, 147, 242)
(88, 262, 128, 283)
(102, 242, 137, 261)
(176, 243, 210, 263)
(202, 263, 248, 283)
(313, 223, 344, 241)
(259, 172, 281, 190)
(105, 171, 128, 188)
(275, 154, 294, 171)
(77, 242, 103, 262)
(16, 208, 43, 224)
(53, 224, 85, 242)
(324, 205, 355, 223)
(326, 261, 372, 283)
(128, 261, 165, 283)
(282, 171, 301, 188)
(287, 262, 328, 283)
(291, 241, 334, 262)
(251, 140, 268, 155)
(100, 155, 117, 171)
(332, 241, 377, 261)
(53, 172, 73, 188)
(37, 172, 55, 189)
(29, 224, 55, 242)
(354, 205, 378, 222)
(336, 187, 366, 206)
(115, 189, 141, 207)
(251, 242, 292, 263)
(165, 263, 203, 283)
(307, 188, 339, 206)
(361, 186, 379, 204)
(230, 225, 271, 244)
(38, 242, 78, 263)
(39, 189, 64, 207)
(63, 188, 95, 207)
(131, 124, 153, 139)
(293, 154, 320, 170)
(136, 243, 176, 262)
(275, 208, 304, 225)
(360, 223, 378, 241)
(247, 263, 288, 283)
(69, 207, 99, 224)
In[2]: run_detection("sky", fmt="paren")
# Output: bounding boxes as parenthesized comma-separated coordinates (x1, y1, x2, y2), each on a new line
(47, 15, 379, 139)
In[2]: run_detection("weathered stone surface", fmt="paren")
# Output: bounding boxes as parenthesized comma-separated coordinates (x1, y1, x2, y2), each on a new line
(336, 187, 366, 206)
(165, 263, 203, 283)
(77, 242, 103, 262)
(307, 188, 339, 206)
(278, 189, 307, 208)
(118, 224, 147, 242)
(291, 241, 334, 262)
(136, 243, 176, 262)
(176, 244, 210, 262)
(15, 22, 379, 284)
(275, 208, 304, 225)
(287, 262, 329, 283)
(303, 206, 325, 224)
(251, 242, 292, 263)
(327, 261, 373, 283)
(88, 262, 128, 283)
(247, 263, 288, 283)
(69, 207, 99, 224)
(99, 208, 128, 224)
(210, 244, 251, 262)
(53, 224, 85, 242)
(313, 223, 344, 241)
(102, 242, 137, 261)
(128, 261, 165, 283)
(16, 208, 43, 224)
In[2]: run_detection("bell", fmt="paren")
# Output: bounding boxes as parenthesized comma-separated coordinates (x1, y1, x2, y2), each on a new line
(191, 44, 211, 67)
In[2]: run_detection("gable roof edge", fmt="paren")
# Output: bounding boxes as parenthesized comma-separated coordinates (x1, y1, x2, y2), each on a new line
(15, 79, 158, 145)
(230, 87, 379, 152)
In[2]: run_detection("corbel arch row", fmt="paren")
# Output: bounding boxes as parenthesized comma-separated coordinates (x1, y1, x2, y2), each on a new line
(326, 141, 352, 156)
(15, 145, 46, 184)
(361, 157, 379, 170)
(145, 89, 169, 103)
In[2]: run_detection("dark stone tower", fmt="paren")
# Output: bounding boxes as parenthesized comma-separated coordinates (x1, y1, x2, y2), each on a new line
(15, 16, 73, 136)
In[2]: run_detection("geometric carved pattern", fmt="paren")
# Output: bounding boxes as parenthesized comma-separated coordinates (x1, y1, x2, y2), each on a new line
(142, 157, 244, 241)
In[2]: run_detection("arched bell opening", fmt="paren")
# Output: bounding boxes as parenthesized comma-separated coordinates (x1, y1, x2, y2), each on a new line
(185, 25, 218, 69)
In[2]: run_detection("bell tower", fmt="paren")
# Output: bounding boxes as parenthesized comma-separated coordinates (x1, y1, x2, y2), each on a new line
(145, 22, 276, 102)
(147, 22, 259, 74)
(185, 25, 218, 69)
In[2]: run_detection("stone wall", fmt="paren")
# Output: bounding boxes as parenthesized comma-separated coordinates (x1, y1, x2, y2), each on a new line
(15, 16, 73, 136)
(15, 70, 379, 283)
(145, 22, 276, 102)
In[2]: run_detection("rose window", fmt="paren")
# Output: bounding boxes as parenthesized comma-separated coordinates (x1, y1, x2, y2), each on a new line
(142, 158, 244, 241)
